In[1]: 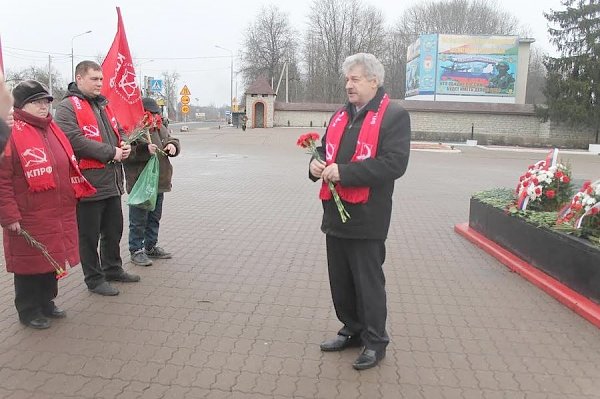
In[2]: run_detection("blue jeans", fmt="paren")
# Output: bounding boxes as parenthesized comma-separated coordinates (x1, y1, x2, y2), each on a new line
(129, 193, 164, 253)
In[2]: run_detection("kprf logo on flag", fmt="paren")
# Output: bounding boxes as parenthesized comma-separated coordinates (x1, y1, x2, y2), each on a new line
(101, 7, 143, 133)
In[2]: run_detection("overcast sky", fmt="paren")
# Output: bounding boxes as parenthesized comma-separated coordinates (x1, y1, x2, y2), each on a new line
(1, 0, 562, 106)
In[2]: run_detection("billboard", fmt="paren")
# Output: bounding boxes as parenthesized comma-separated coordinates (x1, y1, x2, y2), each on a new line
(405, 34, 438, 97)
(405, 34, 520, 101)
(436, 35, 518, 97)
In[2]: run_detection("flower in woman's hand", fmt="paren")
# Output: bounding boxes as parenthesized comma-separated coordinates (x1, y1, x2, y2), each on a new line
(55, 261, 70, 280)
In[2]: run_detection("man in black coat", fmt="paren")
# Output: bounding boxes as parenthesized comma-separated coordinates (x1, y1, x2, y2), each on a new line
(309, 53, 411, 370)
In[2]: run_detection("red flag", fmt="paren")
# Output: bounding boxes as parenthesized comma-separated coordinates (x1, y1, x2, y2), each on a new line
(101, 7, 143, 133)
(0, 35, 5, 75)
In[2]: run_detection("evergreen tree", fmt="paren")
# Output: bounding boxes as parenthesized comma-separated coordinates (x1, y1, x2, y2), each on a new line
(541, 0, 600, 143)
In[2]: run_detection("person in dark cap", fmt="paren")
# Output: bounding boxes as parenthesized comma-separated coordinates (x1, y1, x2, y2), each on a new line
(124, 97, 180, 266)
(0, 80, 96, 329)
(0, 72, 14, 156)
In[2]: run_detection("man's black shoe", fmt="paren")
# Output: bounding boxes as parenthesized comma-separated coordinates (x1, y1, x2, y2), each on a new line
(42, 306, 67, 319)
(105, 272, 141, 283)
(88, 282, 120, 296)
(21, 317, 51, 330)
(352, 348, 385, 370)
(320, 335, 362, 352)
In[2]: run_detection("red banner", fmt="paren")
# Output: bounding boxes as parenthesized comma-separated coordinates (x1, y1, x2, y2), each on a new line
(101, 7, 143, 133)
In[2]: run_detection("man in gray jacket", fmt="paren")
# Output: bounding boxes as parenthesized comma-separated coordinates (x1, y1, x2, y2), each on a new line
(55, 60, 140, 296)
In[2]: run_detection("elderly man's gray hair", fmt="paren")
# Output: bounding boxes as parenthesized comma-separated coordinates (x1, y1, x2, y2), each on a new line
(342, 53, 385, 87)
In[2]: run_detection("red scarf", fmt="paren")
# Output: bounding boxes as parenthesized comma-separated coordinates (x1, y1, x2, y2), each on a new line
(319, 94, 390, 204)
(9, 110, 96, 198)
(69, 96, 121, 170)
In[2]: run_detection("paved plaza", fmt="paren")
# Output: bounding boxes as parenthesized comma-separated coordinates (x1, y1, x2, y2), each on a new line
(0, 126, 599, 398)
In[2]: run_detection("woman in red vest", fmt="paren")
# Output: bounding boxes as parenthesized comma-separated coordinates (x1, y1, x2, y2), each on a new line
(0, 80, 95, 329)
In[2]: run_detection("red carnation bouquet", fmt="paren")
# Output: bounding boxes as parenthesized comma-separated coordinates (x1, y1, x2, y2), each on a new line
(514, 149, 572, 211)
(556, 180, 600, 242)
(297, 132, 350, 223)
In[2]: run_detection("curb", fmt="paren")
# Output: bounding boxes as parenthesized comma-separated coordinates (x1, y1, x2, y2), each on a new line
(454, 222, 600, 329)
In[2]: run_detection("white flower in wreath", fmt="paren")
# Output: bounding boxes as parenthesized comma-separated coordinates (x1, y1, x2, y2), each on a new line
(527, 184, 541, 199)
(584, 197, 597, 206)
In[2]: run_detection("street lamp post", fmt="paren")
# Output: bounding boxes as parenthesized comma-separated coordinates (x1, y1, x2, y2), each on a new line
(215, 45, 233, 125)
(136, 59, 154, 96)
(71, 30, 92, 82)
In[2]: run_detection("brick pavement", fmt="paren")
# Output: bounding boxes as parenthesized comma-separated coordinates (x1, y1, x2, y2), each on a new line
(0, 127, 599, 398)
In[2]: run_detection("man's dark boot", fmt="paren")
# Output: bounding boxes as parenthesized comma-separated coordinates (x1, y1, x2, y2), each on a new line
(105, 272, 140, 283)
(320, 335, 362, 352)
(42, 305, 67, 319)
(21, 316, 51, 330)
(352, 348, 385, 370)
(88, 281, 119, 296)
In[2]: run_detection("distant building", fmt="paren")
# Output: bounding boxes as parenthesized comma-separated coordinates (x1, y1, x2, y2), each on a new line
(405, 34, 534, 104)
(245, 76, 276, 128)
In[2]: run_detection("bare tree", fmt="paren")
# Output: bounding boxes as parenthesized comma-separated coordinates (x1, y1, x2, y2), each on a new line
(380, 30, 413, 99)
(388, 0, 522, 99)
(162, 71, 180, 121)
(304, 0, 386, 103)
(525, 45, 547, 104)
(240, 5, 300, 101)
(5, 65, 67, 103)
(398, 0, 520, 35)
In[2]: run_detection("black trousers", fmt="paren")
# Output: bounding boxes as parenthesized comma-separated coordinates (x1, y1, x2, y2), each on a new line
(14, 272, 58, 322)
(326, 235, 389, 352)
(77, 196, 125, 289)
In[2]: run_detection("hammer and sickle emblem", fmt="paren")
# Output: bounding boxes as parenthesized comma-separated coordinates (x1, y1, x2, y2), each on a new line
(355, 142, 372, 161)
(82, 125, 100, 139)
(325, 143, 336, 161)
(22, 147, 47, 167)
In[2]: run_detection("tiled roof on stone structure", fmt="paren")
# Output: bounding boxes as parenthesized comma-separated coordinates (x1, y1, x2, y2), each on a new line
(246, 76, 276, 95)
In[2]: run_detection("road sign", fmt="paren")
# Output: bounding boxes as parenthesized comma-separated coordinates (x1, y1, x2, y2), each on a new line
(149, 79, 163, 93)
(181, 105, 190, 114)
(225, 110, 231, 115)
(180, 85, 191, 96)
(156, 98, 165, 106)
(180, 95, 190, 105)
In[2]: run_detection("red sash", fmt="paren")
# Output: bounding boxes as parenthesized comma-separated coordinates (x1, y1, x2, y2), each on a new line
(319, 94, 390, 204)
(69, 96, 121, 170)
(9, 119, 96, 198)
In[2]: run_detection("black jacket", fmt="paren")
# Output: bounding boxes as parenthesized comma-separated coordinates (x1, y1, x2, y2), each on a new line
(55, 83, 125, 202)
(311, 88, 411, 239)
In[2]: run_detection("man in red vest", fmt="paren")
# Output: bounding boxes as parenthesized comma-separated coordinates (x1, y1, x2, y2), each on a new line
(309, 53, 411, 370)
(55, 60, 140, 296)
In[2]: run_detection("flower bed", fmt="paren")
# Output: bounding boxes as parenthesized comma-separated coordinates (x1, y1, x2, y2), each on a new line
(468, 190, 600, 304)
